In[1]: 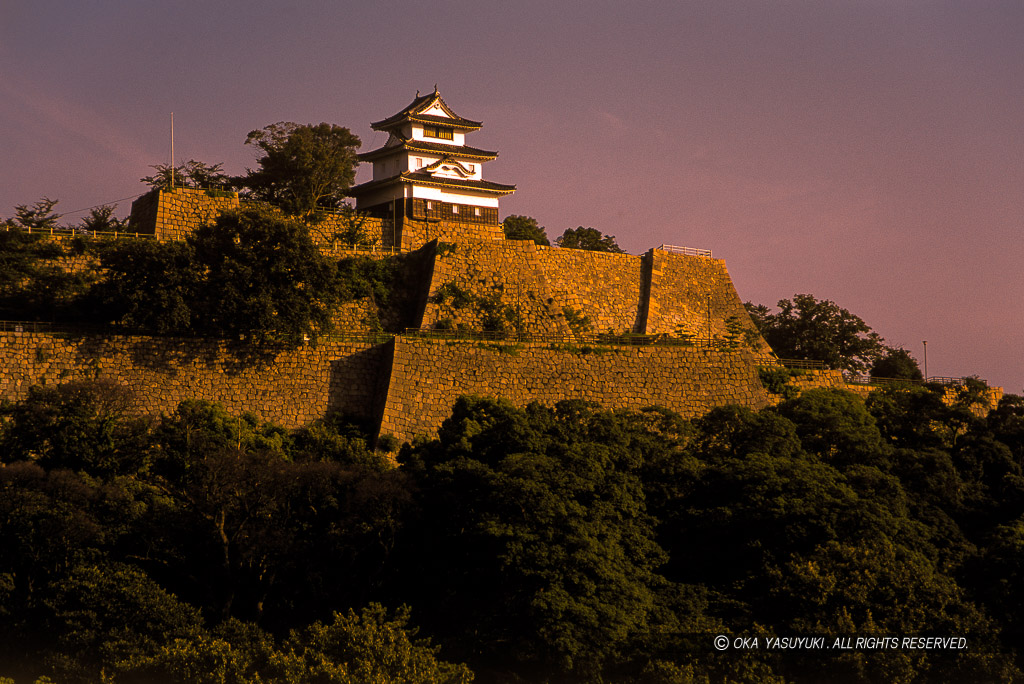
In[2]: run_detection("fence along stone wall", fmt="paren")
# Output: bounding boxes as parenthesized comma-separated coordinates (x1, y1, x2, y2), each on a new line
(377, 336, 773, 443)
(642, 248, 776, 359)
(0, 331, 388, 429)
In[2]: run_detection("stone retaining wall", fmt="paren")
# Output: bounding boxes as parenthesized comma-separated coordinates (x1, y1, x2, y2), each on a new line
(643, 248, 775, 359)
(130, 188, 241, 241)
(536, 247, 643, 334)
(378, 336, 772, 442)
(0, 332, 388, 428)
(420, 240, 571, 335)
(398, 217, 505, 250)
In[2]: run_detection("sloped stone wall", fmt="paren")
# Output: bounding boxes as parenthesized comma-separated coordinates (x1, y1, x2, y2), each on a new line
(642, 248, 775, 359)
(129, 188, 241, 241)
(419, 240, 571, 335)
(377, 336, 773, 442)
(536, 246, 644, 334)
(0, 331, 388, 428)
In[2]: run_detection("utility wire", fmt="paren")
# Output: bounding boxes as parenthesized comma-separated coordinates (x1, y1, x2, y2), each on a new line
(56, 193, 148, 218)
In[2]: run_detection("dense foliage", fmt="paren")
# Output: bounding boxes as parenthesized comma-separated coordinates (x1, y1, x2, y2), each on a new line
(238, 122, 361, 218)
(746, 294, 921, 375)
(0, 209, 418, 344)
(556, 226, 626, 253)
(502, 214, 550, 245)
(2, 380, 1022, 682)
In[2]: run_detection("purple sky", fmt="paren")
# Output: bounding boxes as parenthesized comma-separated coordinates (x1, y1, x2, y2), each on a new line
(2, 1, 1021, 393)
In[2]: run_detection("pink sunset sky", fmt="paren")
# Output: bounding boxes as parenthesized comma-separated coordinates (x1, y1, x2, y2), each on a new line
(2, 1, 1021, 393)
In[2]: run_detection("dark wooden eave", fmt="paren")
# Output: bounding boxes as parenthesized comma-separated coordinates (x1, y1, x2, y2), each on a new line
(370, 91, 482, 131)
(349, 172, 516, 197)
(358, 140, 498, 162)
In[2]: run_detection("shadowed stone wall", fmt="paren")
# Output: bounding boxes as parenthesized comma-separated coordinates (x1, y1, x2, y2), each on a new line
(377, 336, 773, 442)
(0, 331, 389, 428)
(129, 188, 240, 241)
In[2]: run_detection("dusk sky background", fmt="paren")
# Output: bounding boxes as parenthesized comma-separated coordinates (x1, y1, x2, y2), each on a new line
(2, 1, 1021, 393)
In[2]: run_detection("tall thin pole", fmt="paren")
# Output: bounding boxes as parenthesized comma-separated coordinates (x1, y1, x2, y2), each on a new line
(923, 340, 928, 381)
(170, 112, 175, 190)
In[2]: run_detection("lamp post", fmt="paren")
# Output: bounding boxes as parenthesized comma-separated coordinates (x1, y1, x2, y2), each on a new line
(922, 341, 928, 381)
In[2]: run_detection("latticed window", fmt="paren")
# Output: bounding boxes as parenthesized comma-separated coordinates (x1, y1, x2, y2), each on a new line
(423, 125, 454, 140)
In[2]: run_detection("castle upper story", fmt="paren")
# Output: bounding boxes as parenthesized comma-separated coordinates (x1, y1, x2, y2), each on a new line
(349, 88, 515, 230)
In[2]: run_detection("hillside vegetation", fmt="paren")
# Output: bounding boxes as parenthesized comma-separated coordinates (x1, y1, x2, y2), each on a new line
(2, 381, 1023, 682)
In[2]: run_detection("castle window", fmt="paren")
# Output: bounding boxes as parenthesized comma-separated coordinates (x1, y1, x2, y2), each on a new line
(426, 201, 434, 210)
(414, 157, 422, 169)
(424, 125, 454, 140)
(474, 207, 481, 217)
(452, 205, 459, 214)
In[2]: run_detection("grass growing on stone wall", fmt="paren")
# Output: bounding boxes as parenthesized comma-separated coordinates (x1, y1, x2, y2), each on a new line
(435, 241, 458, 257)
(432, 282, 475, 309)
(563, 306, 592, 336)
(474, 341, 523, 356)
(546, 343, 614, 356)
(432, 281, 526, 337)
(758, 366, 806, 400)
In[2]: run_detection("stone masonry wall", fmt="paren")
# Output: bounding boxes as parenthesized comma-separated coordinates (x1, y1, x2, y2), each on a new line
(399, 218, 505, 251)
(378, 336, 773, 442)
(0, 332, 388, 428)
(536, 247, 644, 334)
(643, 248, 775, 359)
(129, 188, 241, 241)
(419, 240, 571, 336)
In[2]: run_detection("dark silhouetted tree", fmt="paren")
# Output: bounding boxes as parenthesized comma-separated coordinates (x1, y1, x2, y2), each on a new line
(556, 226, 625, 253)
(745, 294, 887, 372)
(239, 122, 361, 217)
(502, 214, 549, 245)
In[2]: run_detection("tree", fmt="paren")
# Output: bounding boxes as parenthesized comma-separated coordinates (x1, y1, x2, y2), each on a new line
(239, 122, 361, 217)
(555, 226, 625, 253)
(400, 398, 665, 680)
(78, 205, 125, 233)
(189, 206, 342, 343)
(745, 294, 888, 372)
(91, 239, 202, 333)
(0, 380, 146, 476)
(287, 604, 473, 683)
(141, 160, 228, 190)
(13, 198, 61, 232)
(502, 215, 549, 245)
(871, 347, 923, 380)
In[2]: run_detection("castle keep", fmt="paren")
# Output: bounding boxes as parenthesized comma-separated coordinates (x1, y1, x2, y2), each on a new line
(1, 91, 816, 445)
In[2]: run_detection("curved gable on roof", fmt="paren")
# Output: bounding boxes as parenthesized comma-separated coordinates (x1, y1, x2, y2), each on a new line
(371, 89, 482, 131)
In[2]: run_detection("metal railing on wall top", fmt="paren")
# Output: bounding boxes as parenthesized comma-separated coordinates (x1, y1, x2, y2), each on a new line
(657, 244, 713, 258)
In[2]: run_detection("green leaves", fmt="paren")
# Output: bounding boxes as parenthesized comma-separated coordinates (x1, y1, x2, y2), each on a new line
(403, 398, 665, 679)
(555, 226, 625, 253)
(502, 215, 550, 245)
(91, 207, 342, 344)
(746, 294, 889, 373)
(240, 122, 361, 218)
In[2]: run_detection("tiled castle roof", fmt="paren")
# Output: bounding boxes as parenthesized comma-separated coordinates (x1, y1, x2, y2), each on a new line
(358, 139, 498, 162)
(349, 172, 516, 197)
(370, 90, 482, 132)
